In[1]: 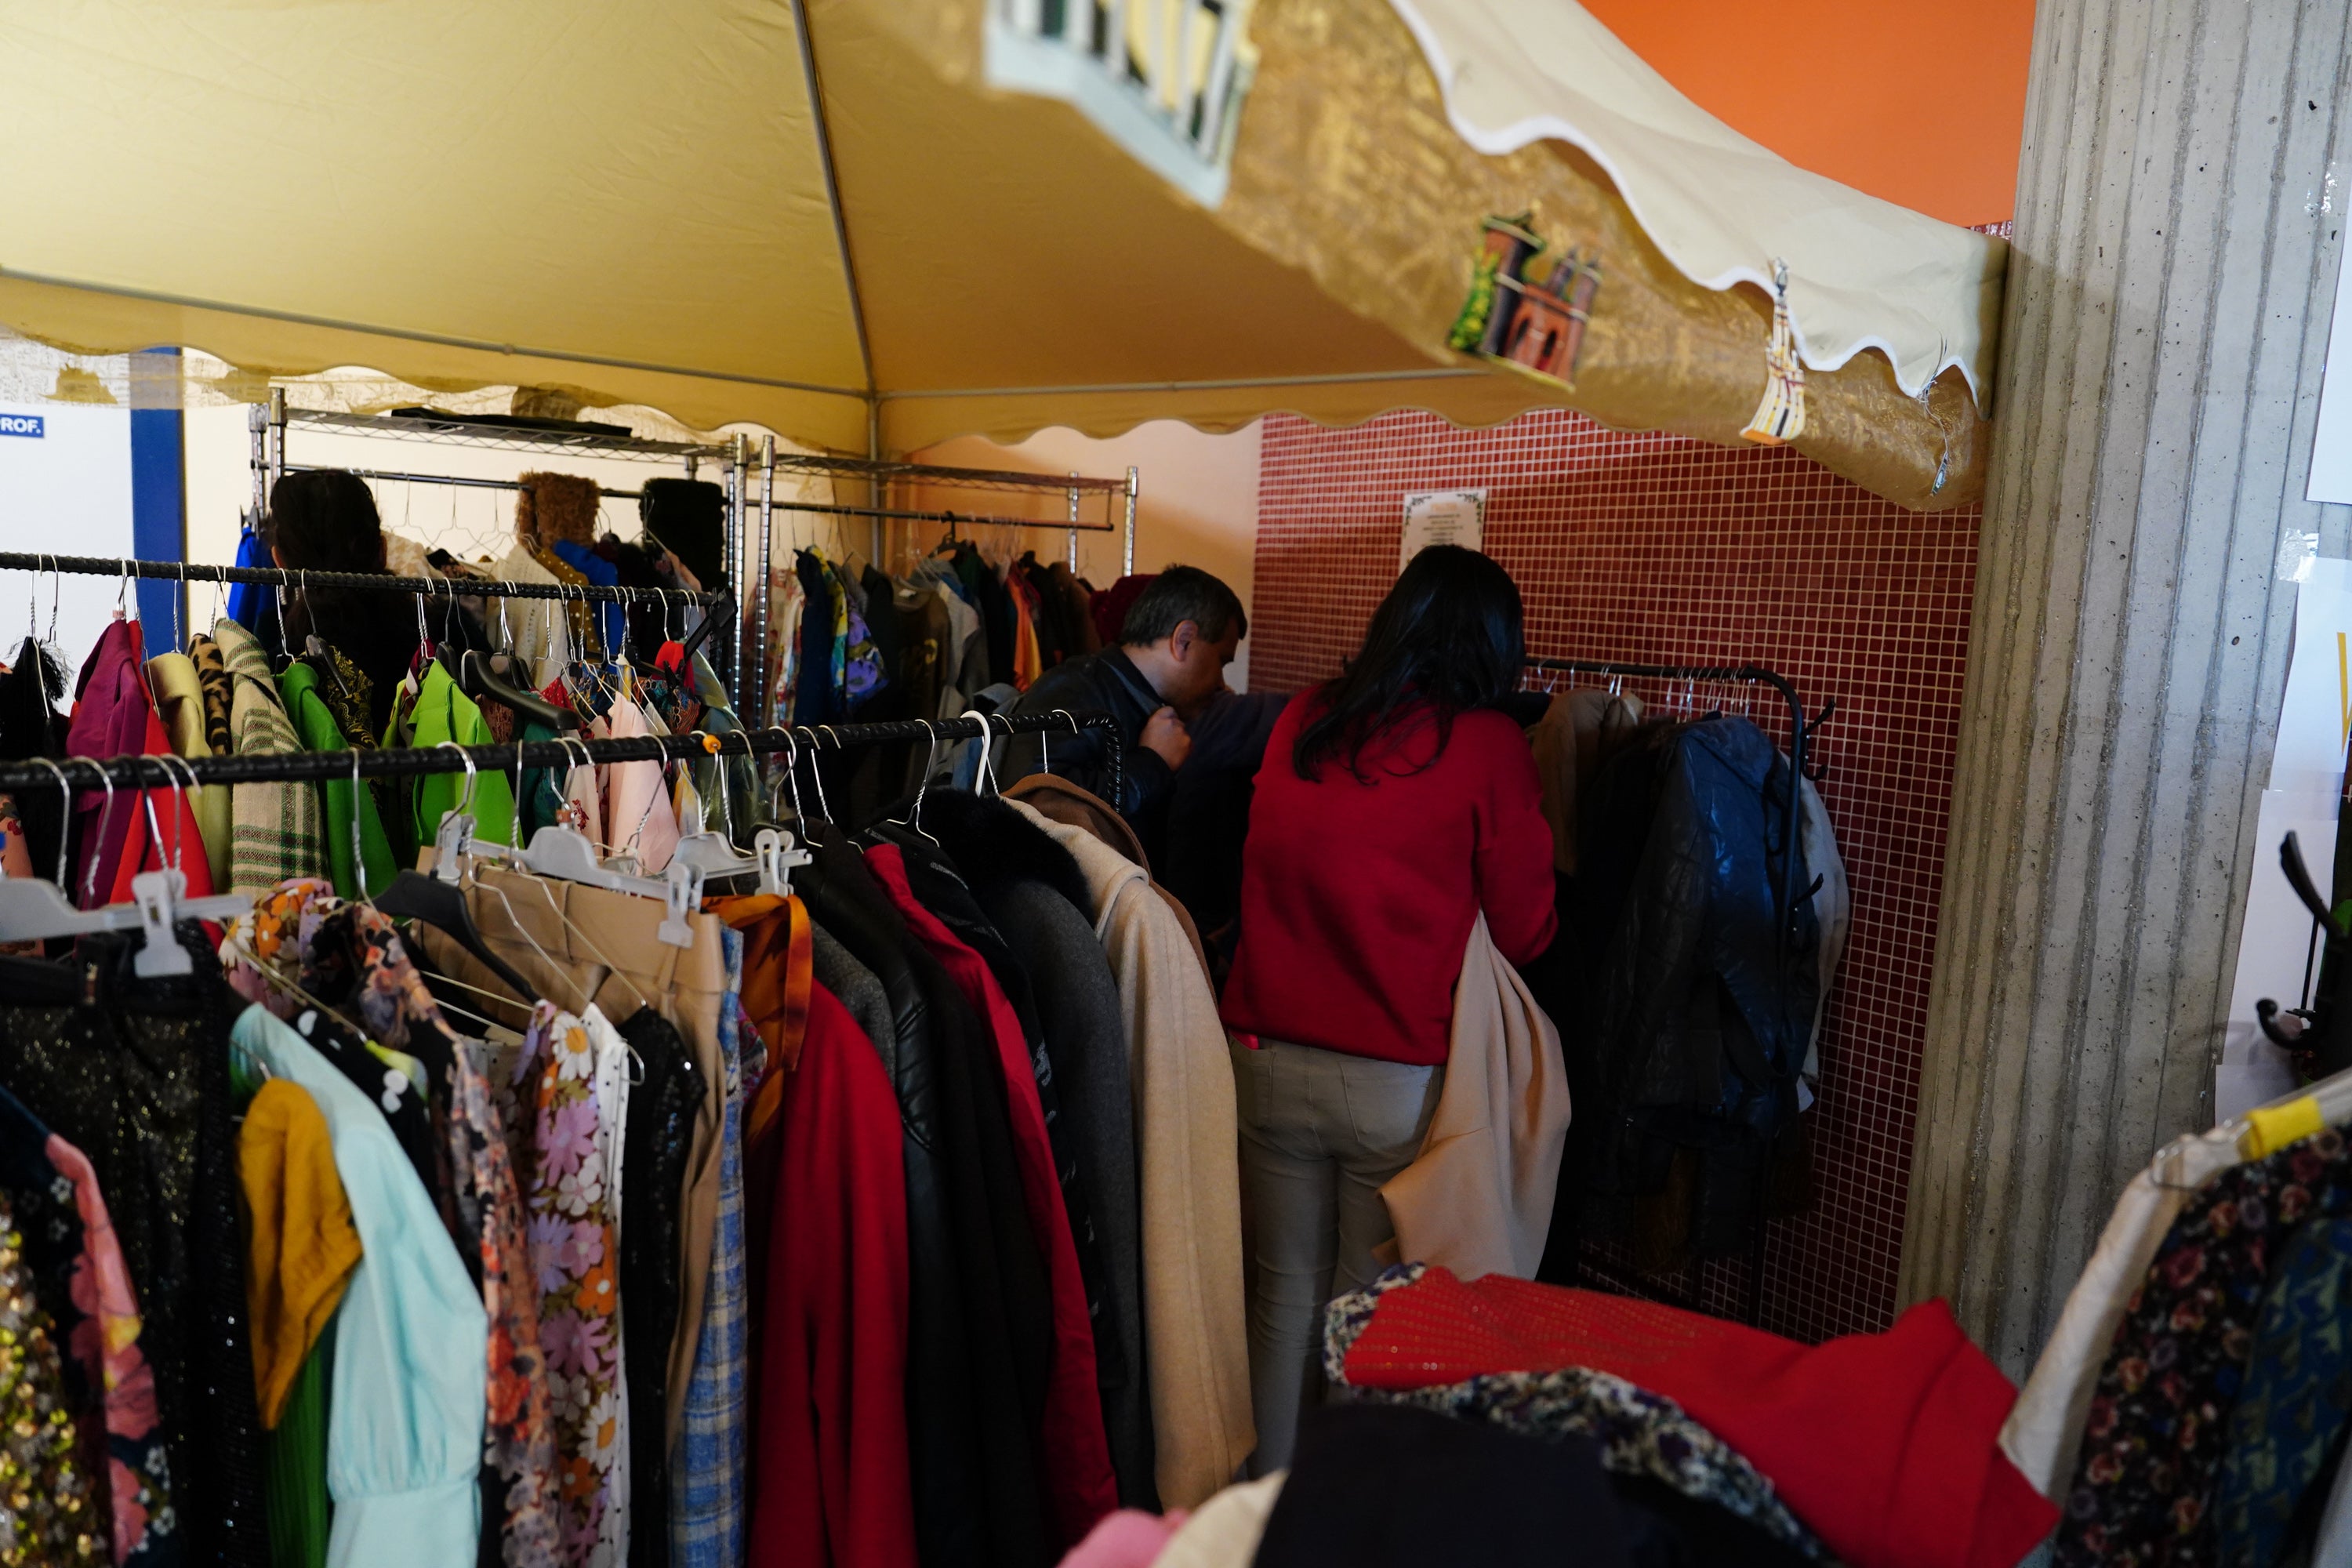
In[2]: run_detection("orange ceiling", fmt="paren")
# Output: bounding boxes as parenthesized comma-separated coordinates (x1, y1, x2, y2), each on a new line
(1577, 0, 2033, 227)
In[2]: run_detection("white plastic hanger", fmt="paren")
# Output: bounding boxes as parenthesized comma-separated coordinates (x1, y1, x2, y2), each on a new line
(0, 757, 247, 975)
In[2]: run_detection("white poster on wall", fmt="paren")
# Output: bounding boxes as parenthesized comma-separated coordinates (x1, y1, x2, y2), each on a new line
(2220, 557, 2352, 1118)
(1400, 488, 1486, 567)
(2308, 237, 2352, 505)
(0, 402, 136, 677)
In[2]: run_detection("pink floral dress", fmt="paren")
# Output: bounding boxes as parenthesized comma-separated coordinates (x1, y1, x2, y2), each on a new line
(503, 1004, 633, 1568)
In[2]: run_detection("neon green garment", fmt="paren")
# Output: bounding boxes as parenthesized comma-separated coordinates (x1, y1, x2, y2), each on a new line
(388, 659, 517, 858)
(279, 662, 398, 898)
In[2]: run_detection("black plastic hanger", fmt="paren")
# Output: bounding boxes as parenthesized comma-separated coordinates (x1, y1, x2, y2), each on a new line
(461, 648, 579, 731)
(373, 868, 543, 1007)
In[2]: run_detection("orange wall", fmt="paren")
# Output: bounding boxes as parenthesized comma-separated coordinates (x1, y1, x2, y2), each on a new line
(1578, 0, 2034, 227)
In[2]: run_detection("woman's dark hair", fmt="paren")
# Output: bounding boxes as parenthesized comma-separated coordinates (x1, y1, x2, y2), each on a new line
(1294, 544, 1524, 781)
(263, 469, 385, 574)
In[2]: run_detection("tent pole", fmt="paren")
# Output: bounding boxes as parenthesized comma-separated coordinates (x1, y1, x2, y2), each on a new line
(867, 394, 883, 565)
(758, 434, 775, 725)
(1124, 466, 1138, 577)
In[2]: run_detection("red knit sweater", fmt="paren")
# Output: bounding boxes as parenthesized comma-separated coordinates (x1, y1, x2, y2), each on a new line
(1220, 695, 1559, 1065)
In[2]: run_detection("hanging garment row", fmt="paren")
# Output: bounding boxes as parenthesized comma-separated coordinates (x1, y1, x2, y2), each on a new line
(0, 544, 1232, 1568)
(1503, 659, 1845, 1326)
(768, 528, 1152, 826)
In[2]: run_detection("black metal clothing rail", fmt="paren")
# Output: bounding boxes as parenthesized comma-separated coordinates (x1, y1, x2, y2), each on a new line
(1523, 657, 1810, 933)
(0, 710, 1124, 818)
(0, 551, 722, 608)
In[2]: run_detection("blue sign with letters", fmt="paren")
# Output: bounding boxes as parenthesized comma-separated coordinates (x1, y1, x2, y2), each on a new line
(0, 414, 43, 439)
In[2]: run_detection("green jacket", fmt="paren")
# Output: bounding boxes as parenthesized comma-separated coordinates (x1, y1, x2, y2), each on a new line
(389, 659, 516, 862)
(279, 660, 397, 898)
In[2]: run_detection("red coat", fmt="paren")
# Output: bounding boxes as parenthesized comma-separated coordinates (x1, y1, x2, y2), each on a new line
(746, 981, 917, 1568)
(868, 844, 1120, 1548)
(64, 619, 213, 906)
(1221, 696, 1558, 1065)
(1342, 1266, 2059, 1568)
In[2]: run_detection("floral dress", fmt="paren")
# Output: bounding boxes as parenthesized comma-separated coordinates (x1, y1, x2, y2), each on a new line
(503, 1004, 633, 1568)
(339, 905, 561, 1568)
(2060, 1128, 2352, 1567)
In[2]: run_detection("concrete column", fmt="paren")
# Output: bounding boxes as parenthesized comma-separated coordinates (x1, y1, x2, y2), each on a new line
(1900, 0, 2352, 1373)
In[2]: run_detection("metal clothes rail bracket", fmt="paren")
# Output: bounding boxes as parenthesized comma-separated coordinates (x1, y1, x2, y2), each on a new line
(0, 550, 722, 608)
(0, 709, 1124, 820)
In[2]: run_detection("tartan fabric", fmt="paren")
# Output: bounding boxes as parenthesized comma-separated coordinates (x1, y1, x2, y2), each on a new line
(214, 617, 328, 895)
(674, 927, 750, 1568)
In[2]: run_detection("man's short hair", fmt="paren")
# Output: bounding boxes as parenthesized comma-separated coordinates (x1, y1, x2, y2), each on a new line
(1120, 565, 1248, 645)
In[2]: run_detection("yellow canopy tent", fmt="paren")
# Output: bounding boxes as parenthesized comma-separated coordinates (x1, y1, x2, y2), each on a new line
(0, 0, 1998, 510)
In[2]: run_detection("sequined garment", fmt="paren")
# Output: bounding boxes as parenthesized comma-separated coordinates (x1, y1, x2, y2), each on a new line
(1323, 1264, 1828, 1559)
(0, 927, 267, 1566)
(0, 1189, 105, 1566)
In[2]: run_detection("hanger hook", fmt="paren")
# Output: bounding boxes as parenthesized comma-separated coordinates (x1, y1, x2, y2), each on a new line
(896, 720, 942, 842)
(434, 739, 479, 820)
(31, 757, 73, 887)
(797, 725, 833, 827)
(82, 764, 116, 908)
(348, 749, 367, 894)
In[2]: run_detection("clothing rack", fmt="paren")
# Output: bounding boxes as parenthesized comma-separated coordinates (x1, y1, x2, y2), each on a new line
(1524, 655, 1826, 1330)
(1523, 658, 1813, 935)
(0, 709, 1124, 817)
(749, 435, 1140, 729)
(0, 550, 723, 608)
(256, 394, 749, 684)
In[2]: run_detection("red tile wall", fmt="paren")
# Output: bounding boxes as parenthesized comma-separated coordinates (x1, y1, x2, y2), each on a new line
(1250, 408, 1980, 1341)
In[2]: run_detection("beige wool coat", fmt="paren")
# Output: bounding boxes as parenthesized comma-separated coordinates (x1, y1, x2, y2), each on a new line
(1379, 910, 1572, 1281)
(1005, 797, 1255, 1508)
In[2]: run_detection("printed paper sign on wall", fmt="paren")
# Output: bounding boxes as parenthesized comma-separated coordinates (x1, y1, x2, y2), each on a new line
(1400, 488, 1486, 568)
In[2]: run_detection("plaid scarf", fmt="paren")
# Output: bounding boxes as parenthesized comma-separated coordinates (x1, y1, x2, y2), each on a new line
(214, 618, 327, 895)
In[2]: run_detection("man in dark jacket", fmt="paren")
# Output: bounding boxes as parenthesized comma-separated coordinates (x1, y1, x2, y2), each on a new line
(1000, 565, 1246, 866)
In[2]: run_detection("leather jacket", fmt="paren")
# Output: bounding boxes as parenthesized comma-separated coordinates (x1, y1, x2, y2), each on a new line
(1577, 717, 1820, 1246)
(1000, 648, 1174, 860)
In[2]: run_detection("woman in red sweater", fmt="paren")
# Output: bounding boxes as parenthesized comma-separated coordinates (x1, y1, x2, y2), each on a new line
(1219, 545, 1558, 1470)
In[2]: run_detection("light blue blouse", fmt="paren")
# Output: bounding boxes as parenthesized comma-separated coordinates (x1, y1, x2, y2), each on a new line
(232, 1003, 488, 1568)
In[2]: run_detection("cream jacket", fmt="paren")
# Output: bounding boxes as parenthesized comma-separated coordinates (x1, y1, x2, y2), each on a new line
(1005, 797, 1254, 1507)
(1381, 910, 1571, 1280)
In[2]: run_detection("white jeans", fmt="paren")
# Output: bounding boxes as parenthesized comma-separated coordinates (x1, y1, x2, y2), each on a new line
(1229, 1035, 1443, 1472)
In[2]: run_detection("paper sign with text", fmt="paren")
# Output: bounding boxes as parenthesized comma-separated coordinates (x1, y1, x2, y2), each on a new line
(1400, 488, 1486, 568)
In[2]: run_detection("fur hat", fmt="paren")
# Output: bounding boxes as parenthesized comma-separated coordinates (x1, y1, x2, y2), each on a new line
(515, 470, 601, 546)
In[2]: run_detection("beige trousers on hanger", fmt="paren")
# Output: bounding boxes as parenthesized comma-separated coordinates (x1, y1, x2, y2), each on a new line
(415, 862, 726, 1454)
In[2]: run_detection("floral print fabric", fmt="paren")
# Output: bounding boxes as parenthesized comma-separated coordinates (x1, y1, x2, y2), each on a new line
(2060, 1128, 2352, 1567)
(502, 1005, 633, 1568)
(2215, 1217, 2352, 1568)
(339, 904, 562, 1568)
(0, 1059, 176, 1568)
(49, 1137, 176, 1568)
(1323, 1265, 1827, 1559)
